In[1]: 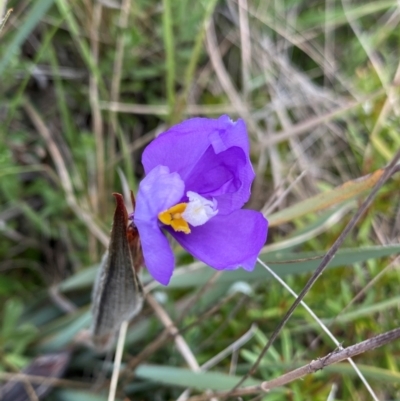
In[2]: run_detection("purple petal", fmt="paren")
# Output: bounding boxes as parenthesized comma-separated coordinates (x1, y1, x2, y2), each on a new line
(142, 116, 251, 180)
(184, 145, 254, 215)
(137, 222, 175, 285)
(208, 118, 250, 155)
(169, 210, 268, 270)
(134, 165, 185, 285)
(134, 165, 185, 221)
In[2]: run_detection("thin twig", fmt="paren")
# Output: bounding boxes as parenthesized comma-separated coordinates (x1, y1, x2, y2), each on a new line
(147, 294, 222, 401)
(261, 89, 385, 147)
(146, 293, 200, 371)
(205, 16, 261, 137)
(49, 286, 77, 314)
(0, 0, 7, 20)
(100, 101, 237, 115)
(261, 327, 400, 391)
(177, 271, 222, 324)
(307, 255, 400, 353)
(124, 329, 170, 373)
(186, 327, 400, 401)
(230, 149, 400, 392)
(0, 373, 89, 389)
(110, 0, 131, 111)
(109, 125, 163, 168)
(124, 289, 236, 375)
(258, 259, 378, 400)
(341, 0, 389, 94)
(363, 51, 400, 168)
(89, 1, 105, 215)
(238, 0, 251, 101)
(0, 7, 12, 35)
(107, 320, 128, 401)
(109, 0, 132, 179)
(23, 100, 108, 246)
(195, 293, 247, 352)
(324, 0, 335, 86)
(261, 170, 307, 216)
(162, 0, 175, 115)
(177, 324, 257, 401)
(201, 324, 257, 371)
(206, 17, 243, 112)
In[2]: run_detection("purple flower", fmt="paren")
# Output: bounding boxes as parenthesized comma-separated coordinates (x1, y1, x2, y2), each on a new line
(132, 115, 268, 285)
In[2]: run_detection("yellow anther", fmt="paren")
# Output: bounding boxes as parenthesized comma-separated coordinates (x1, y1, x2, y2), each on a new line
(158, 203, 191, 234)
(170, 219, 191, 234)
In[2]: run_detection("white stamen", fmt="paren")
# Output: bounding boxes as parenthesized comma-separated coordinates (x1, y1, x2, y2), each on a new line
(182, 191, 218, 227)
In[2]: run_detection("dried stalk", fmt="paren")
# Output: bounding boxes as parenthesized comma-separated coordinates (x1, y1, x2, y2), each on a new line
(187, 327, 400, 401)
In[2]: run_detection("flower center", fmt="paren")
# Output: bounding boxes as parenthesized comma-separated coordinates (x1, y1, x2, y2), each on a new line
(158, 191, 218, 234)
(158, 202, 190, 234)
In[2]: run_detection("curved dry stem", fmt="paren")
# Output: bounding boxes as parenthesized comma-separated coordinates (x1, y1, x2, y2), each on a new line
(146, 293, 200, 371)
(258, 259, 378, 400)
(23, 99, 108, 246)
(107, 321, 128, 401)
(186, 327, 400, 401)
(230, 149, 400, 393)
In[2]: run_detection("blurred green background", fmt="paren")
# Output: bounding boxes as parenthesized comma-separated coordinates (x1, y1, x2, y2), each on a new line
(1, 0, 400, 400)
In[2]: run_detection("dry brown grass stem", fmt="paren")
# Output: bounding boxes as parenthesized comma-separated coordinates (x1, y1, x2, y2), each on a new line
(146, 292, 200, 371)
(307, 255, 400, 354)
(124, 290, 239, 376)
(146, 293, 224, 401)
(324, 0, 336, 86)
(0, 372, 89, 389)
(0, 4, 12, 35)
(100, 101, 237, 115)
(108, 0, 132, 184)
(363, 57, 400, 169)
(341, 0, 389, 94)
(238, 0, 251, 101)
(0, 0, 7, 19)
(108, 125, 163, 167)
(23, 100, 108, 246)
(89, 1, 105, 215)
(205, 17, 260, 138)
(107, 320, 128, 401)
(176, 324, 257, 401)
(124, 329, 170, 373)
(186, 327, 400, 401)
(110, 0, 131, 111)
(177, 271, 222, 324)
(262, 90, 385, 147)
(232, 149, 400, 394)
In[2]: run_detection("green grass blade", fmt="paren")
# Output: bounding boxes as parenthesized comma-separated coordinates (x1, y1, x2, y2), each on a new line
(50, 390, 116, 401)
(48, 45, 76, 144)
(177, 0, 218, 113)
(162, 0, 176, 118)
(59, 244, 400, 291)
(55, 0, 105, 96)
(268, 169, 385, 227)
(0, 0, 55, 75)
(5, 16, 62, 128)
(135, 364, 261, 390)
(294, 295, 400, 333)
